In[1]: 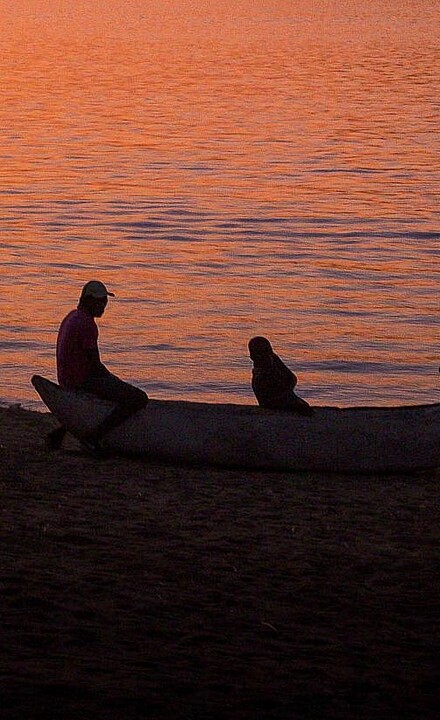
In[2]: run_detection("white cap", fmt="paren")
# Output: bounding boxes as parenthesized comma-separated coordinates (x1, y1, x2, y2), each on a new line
(80, 280, 115, 299)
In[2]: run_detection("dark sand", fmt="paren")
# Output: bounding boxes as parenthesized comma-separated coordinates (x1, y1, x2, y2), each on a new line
(1, 405, 438, 719)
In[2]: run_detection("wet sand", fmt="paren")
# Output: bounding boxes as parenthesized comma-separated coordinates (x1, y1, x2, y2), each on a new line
(1, 405, 438, 719)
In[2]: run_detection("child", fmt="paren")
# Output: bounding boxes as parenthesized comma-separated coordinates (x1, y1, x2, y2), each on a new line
(248, 336, 313, 416)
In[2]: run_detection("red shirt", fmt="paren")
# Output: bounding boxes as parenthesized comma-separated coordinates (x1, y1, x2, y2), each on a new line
(56, 308, 99, 389)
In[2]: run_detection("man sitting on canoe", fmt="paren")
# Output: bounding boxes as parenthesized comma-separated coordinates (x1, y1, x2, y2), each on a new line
(46, 280, 148, 450)
(248, 336, 313, 416)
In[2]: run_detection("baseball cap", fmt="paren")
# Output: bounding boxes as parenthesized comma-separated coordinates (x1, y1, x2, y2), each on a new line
(80, 280, 115, 299)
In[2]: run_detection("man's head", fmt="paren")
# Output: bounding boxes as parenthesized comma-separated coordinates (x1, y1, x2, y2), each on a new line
(78, 280, 115, 317)
(248, 336, 274, 363)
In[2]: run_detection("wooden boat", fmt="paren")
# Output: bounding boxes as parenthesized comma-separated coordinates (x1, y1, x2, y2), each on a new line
(31, 375, 440, 474)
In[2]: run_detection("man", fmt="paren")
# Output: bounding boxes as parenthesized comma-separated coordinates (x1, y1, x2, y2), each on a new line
(248, 336, 313, 416)
(46, 280, 148, 450)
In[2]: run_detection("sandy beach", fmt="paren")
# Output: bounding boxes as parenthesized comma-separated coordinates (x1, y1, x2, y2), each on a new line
(1, 404, 438, 719)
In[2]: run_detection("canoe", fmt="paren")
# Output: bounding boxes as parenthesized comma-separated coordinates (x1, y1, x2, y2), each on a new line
(31, 375, 440, 474)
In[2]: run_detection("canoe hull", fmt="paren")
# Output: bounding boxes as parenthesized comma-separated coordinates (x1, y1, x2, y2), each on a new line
(31, 375, 440, 474)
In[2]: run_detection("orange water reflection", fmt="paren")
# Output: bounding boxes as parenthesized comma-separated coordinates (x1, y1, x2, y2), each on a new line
(0, 1, 439, 407)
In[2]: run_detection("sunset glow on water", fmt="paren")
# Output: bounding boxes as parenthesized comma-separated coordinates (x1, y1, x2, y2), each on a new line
(0, 1, 439, 408)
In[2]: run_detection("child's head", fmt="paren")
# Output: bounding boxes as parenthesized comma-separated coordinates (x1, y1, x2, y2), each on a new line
(248, 336, 273, 362)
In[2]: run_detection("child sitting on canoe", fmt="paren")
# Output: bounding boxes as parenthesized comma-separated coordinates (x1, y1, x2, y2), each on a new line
(248, 336, 313, 416)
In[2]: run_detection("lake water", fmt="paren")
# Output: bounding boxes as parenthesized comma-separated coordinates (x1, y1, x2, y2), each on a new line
(1, 0, 439, 409)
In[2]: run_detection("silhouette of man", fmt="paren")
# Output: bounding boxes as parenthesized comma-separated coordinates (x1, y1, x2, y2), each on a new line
(46, 280, 148, 450)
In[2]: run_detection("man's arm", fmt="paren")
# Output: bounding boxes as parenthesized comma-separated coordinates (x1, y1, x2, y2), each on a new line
(84, 347, 108, 376)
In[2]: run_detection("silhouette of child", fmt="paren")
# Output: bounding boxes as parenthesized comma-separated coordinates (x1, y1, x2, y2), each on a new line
(248, 336, 313, 416)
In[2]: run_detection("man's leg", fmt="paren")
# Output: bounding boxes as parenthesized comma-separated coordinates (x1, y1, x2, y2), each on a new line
(80, 373, 149, 445)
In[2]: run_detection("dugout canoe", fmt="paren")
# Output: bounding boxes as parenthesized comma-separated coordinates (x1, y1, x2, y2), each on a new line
(31, 375, 440, 474)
